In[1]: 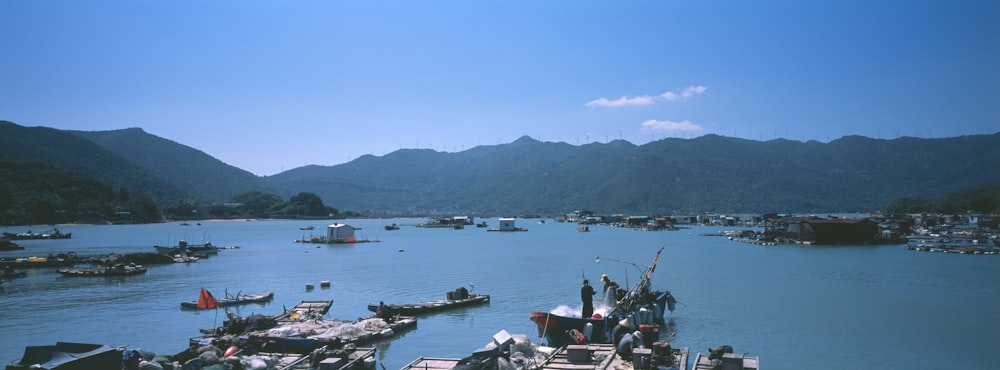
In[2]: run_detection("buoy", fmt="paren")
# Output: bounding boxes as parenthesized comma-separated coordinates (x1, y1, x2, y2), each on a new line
(223, 345, 239, 358)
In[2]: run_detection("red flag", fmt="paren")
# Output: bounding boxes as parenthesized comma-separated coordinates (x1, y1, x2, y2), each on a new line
(197, 288, 219, 309)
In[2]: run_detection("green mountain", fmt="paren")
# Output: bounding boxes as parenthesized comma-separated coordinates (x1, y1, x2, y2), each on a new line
(264, 134, 1000, 215)
(0, 121, 189, 204)
(3, 120, 999, 216)
(69, 128, 272, 203)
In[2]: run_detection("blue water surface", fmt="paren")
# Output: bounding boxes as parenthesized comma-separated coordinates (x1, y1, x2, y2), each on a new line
(1, 219, 997, 370)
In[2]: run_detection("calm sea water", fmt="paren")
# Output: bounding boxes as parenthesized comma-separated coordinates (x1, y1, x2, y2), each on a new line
(1, 219, 997, 370)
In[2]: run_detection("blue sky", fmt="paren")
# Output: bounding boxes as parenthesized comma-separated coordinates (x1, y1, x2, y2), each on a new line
(2, 1, 997, 176)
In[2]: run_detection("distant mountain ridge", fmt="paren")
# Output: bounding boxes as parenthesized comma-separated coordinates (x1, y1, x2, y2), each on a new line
(0, 121, 189, 204)
(2, 120, 999, 215)
(69, 127, 273, 203)
(265, 133, 1000, 215)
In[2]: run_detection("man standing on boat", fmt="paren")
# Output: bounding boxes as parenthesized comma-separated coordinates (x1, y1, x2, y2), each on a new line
(581, 279, 597, 318)
(601, 274, 619, 308)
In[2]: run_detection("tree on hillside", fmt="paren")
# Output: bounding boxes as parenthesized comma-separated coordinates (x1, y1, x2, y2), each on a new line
(285, 192, 333, 217)
(230, 191, 284, 218)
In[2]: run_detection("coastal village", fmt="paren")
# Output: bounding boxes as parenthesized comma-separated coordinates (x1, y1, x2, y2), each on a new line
(2, 211, 997, 370)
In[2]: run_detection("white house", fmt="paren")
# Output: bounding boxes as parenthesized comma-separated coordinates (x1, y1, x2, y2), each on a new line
(327, 223, 358, 242)
(498, 217, 517, 231)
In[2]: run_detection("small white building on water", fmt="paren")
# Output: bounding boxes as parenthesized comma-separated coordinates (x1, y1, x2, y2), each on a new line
(498, 217, 517, 231)
(327, 223, 359, 242)
(488, 217, 527, 232)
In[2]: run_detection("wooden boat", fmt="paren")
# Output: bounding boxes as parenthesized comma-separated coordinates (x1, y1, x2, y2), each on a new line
(274, 300, 334, 322)
(192, 309, 416, 354)
(692, 346, 759, 370)
(367, 293, 490, 315)
(181, 291, 274, 309)
(6, 342, 122, 370)
(57, 263, 147, 277)
(0, 239, 24, 251)
(3, 265, 26, 279)
(400, 330, 688, 370)
(154, 240, 219, 255)
(246, 316, 416, 353)
(2, 228, 71, 240)
(529, 245, 676, 348)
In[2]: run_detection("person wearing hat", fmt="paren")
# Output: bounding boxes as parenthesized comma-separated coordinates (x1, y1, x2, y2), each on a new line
(601, 274, 619, 308)
(581, 279, 597, 319)
(616, 330, 643, 360)
(610, 317, 633, 348)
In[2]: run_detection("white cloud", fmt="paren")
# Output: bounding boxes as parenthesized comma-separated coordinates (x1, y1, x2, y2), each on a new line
(661, 85, 708, 101)
(640, 119, 703, 132)
(585, 95, 657, 107)
(588, 85, 708, 107)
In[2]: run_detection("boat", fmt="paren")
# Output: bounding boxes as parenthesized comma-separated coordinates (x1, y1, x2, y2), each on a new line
(1, 228, 71, 240)
(154, 240, 220, 255)
(6, 342, 123, 370)
(692, 345, 760, 370)
(578, 225, 591, 232)
(181, 290, 275, 309)
(529, 245, 676, 348)
(367, 290, 489, 315)
(299, 225, 316, 230)
(56, 263, 147, 277)
(0, 256, 74, 269)
(171, 254, 199, 263)
(385, 223, 400, 230)
(401, 329, 689, 370)
(0, 239, 24, 251)
(3, 265, 26, 279)
(416, 218, 456, 228)
(191, 300, 416, 353)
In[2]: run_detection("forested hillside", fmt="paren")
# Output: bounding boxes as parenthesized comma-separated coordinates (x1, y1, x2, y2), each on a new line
(70, 128, 272, 203)
(265, 134, 1000, 215)
(3, 120, 999, 217)
(0, 121, 189, 204)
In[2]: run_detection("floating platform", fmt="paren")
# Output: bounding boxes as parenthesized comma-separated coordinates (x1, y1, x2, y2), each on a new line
(263, 345, 376, 370)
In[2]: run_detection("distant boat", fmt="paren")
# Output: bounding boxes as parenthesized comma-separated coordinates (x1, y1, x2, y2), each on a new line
(181, 290, 274, 310)
(57, 263, 147, 277)
(3, 265, 27, 279)
(154, 240, 219, 255)
(578, 225, 590, 232)
(300, 226, 316, 230)
(367, 292, 490, 316)
(2, 228, 71, 240)
(385, 223, 400, 231)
